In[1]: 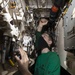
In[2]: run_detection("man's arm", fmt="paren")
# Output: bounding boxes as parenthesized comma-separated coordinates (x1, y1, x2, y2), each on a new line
(21, 70, 32, 75)
(37, 18, 48, 32)
(35, 18, 48, 48)
(15, 48, 32, 75)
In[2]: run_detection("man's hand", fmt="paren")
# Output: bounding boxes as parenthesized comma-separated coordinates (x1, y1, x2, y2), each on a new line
(37, 18, 48, 32)
(39, 18, 48, 27)
(15, 48, 29, 74)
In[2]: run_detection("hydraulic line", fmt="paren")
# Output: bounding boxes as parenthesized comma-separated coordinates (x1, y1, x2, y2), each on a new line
(1, 35, 9, 70)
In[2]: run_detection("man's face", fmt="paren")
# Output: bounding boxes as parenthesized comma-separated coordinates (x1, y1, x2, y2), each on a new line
(42, 33, 52, 47)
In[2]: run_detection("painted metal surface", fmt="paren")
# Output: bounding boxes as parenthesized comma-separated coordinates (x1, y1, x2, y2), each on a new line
(64, 0, 75, 50)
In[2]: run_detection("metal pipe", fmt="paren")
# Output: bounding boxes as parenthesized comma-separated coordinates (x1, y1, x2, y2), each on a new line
(1, 35, 9, 70)
(24, 0, 29, 6)
(10, 9, 15, 25)
(35, 0, 39, 8)
(13, 9, 19, 26)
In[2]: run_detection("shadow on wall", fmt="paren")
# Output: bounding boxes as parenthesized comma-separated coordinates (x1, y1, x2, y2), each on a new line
(61, 66, 71, 75)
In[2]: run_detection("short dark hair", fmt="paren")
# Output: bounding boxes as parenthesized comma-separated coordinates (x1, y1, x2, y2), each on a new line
(44, 31, 56, 47)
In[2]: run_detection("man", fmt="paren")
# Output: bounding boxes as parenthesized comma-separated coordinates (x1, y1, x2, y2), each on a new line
(15, 18, 60, 75)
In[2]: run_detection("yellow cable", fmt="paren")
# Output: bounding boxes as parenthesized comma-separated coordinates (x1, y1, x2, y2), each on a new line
(9, 59, 15, 66)
(26, 6, 29, 11)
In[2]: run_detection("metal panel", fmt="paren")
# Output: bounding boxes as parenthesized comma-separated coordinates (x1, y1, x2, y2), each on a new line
(64, 0, 75, 50)
(26, 0, 53, 8)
